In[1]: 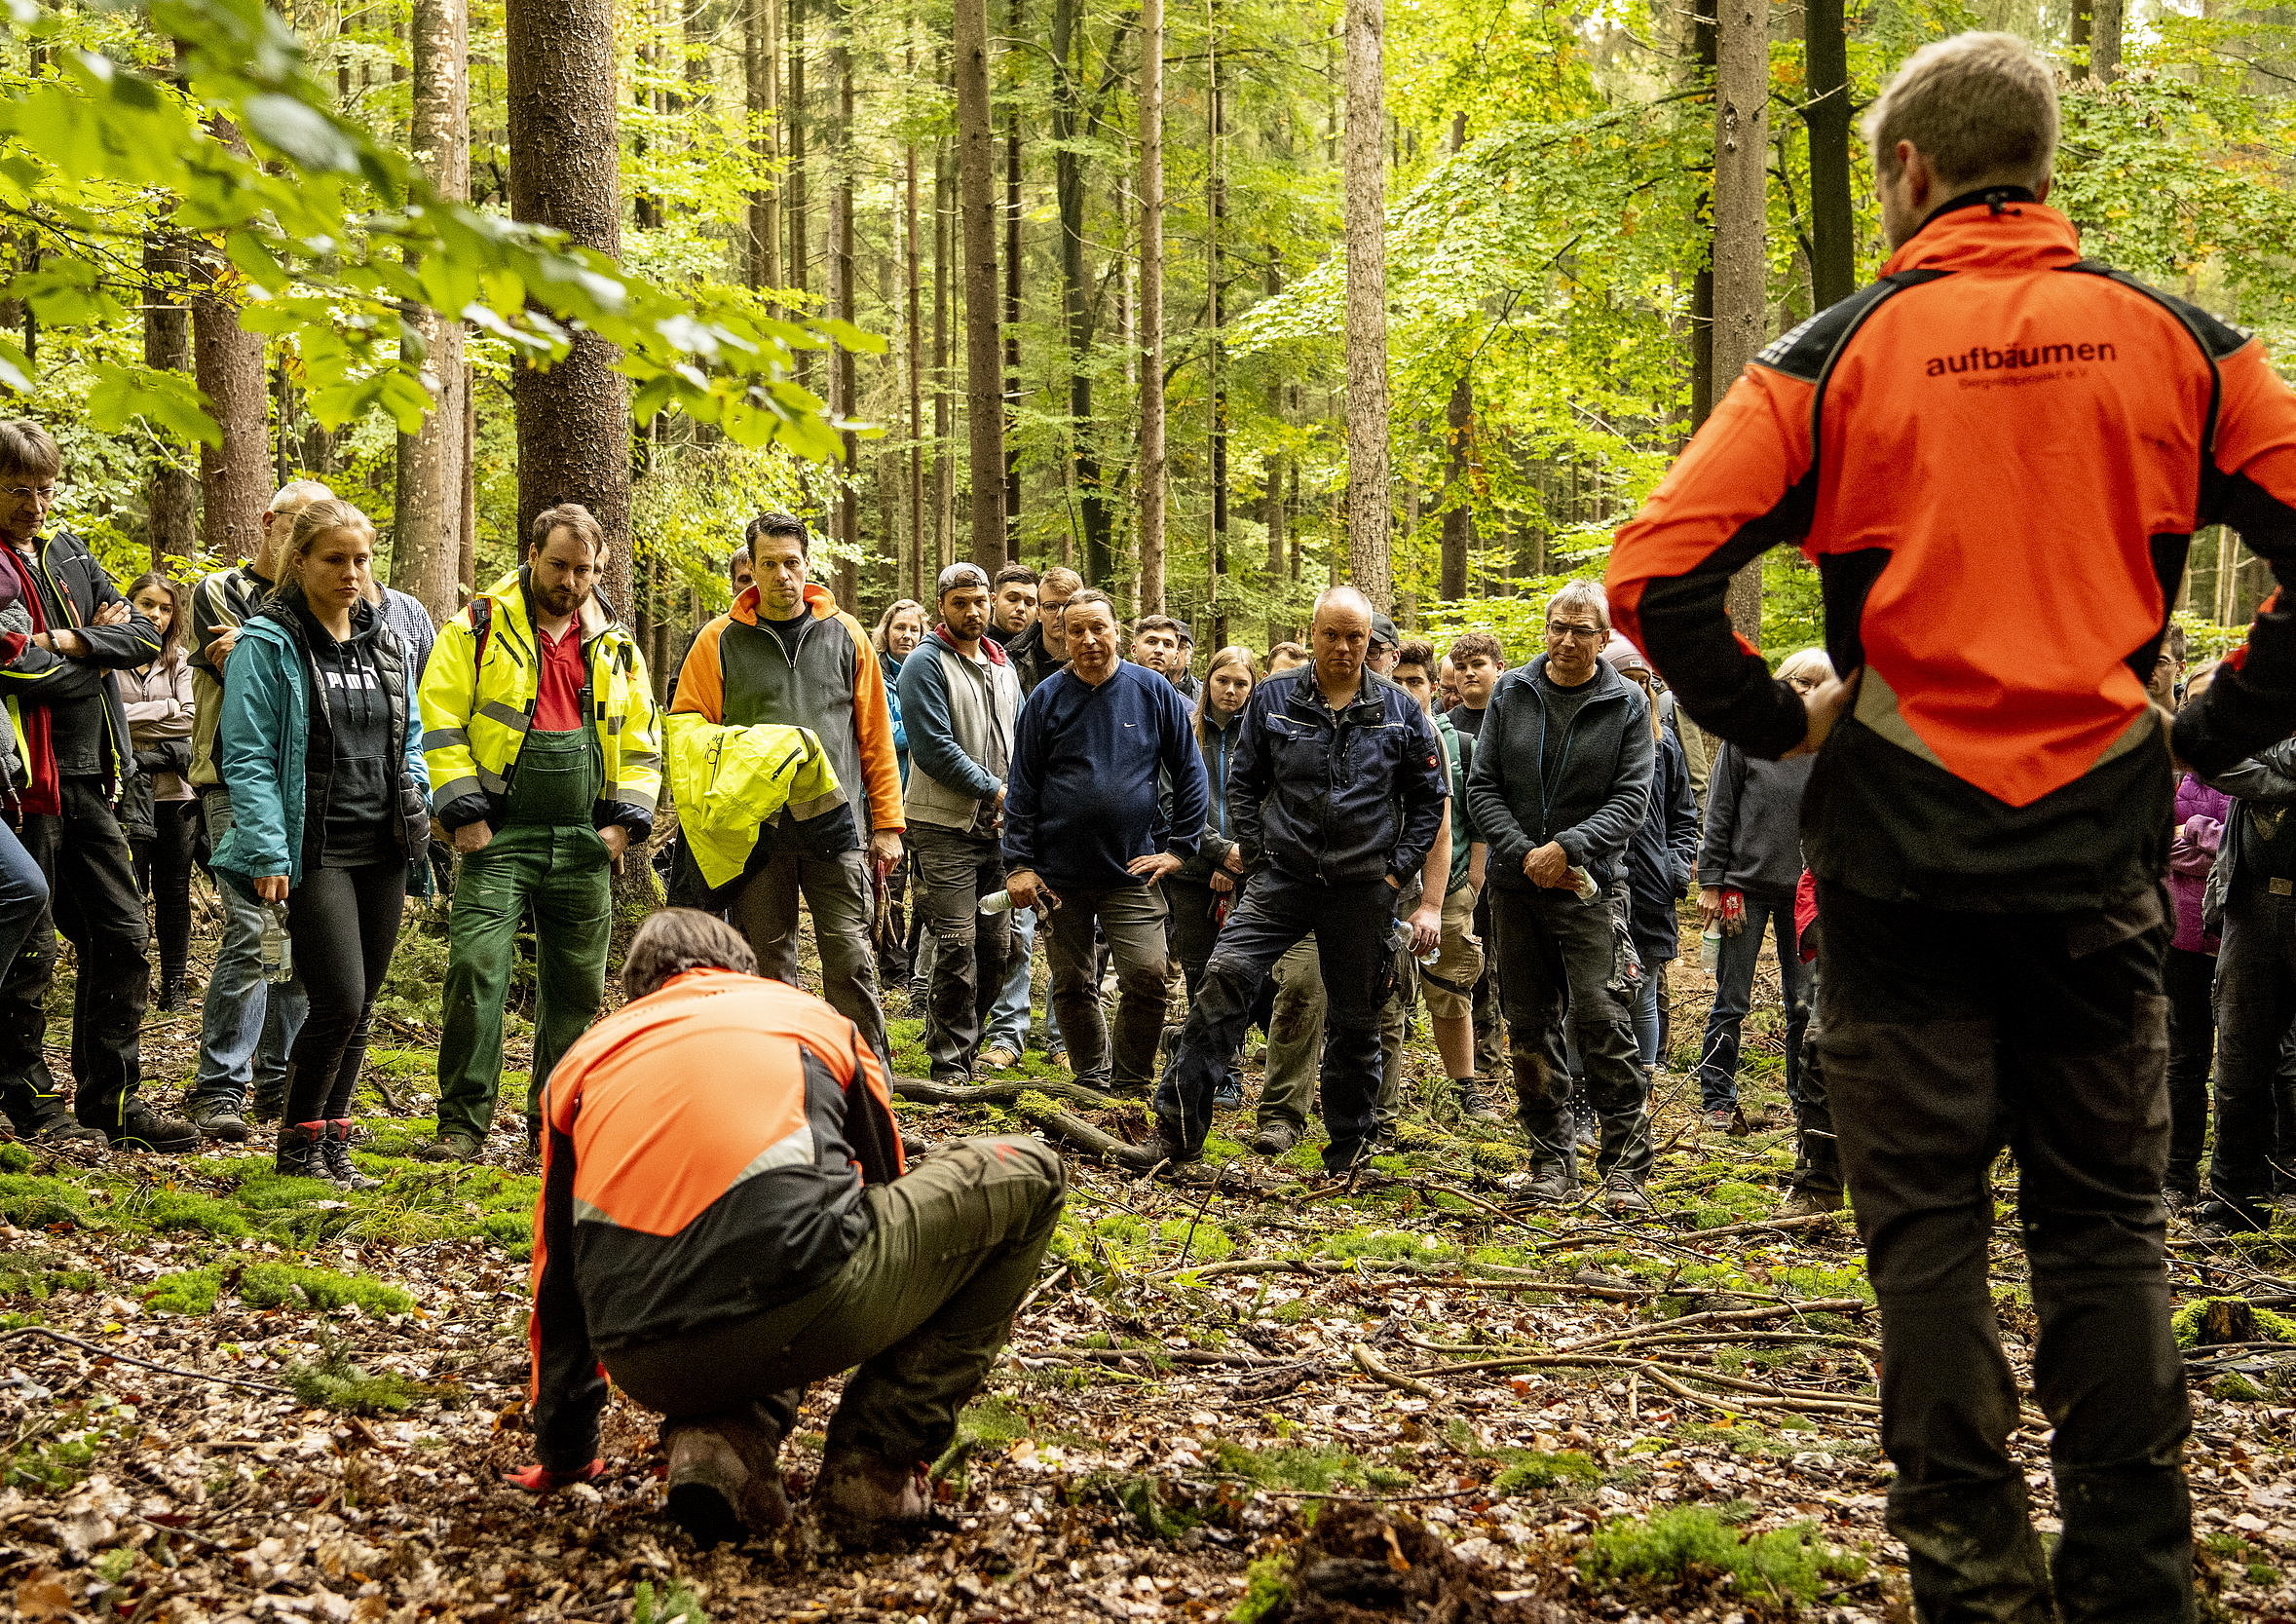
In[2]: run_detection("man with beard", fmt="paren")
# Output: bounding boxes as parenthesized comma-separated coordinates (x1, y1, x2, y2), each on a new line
(417, 505, 661, 1160)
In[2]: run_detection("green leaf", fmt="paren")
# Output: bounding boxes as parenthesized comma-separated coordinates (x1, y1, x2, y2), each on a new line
(87, 363, 221, 448)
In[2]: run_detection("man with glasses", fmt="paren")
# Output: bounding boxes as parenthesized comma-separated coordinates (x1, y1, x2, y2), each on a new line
(0, 419, 197, 1152)
(1465, 580, 1655, 1211)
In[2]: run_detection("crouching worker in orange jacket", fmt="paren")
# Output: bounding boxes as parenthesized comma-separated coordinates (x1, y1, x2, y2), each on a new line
(508, 908, 1067, 1550)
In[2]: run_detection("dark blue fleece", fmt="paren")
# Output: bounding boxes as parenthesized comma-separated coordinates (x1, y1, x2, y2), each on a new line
(1003, 660, 1206, 891)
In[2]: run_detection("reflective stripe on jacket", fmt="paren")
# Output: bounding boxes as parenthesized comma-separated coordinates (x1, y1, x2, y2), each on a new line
(662, 712, 848, 888)
(417, 569, 661, 833)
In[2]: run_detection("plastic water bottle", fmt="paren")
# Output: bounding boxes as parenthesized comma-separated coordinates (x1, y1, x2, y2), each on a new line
(1566, 865, 1601, 902)
(1699, 925, 1722, 973)
(978, 889, 1016, 916)
(259, 900, 294, 985)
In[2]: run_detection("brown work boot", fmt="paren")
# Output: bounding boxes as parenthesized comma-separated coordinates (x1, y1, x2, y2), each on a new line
(662, 1409, 791, 1548)
(814, 1447, 930, 1552)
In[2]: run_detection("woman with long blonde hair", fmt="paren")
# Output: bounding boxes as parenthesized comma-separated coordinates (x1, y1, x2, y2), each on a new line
(1165, 646, 1260, 1106)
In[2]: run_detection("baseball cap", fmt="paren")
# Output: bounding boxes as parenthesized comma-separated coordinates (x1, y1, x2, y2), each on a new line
(936, 562, 992, 597)
(1371, 613, 1401, 652)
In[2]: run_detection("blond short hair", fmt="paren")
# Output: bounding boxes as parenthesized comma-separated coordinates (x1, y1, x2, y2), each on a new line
(1865, 33, 2058, 195)
(1777, 647, 1837, 687)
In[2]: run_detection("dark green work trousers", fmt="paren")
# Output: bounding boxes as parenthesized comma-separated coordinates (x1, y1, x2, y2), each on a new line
(603, 1136, 1066, 1468)
(435, 730, 613, 1145)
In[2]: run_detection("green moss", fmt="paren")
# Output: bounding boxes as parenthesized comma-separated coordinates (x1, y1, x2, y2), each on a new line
(138, 1190, 252, 1238)
(631, 1580, 712, 1624)
(1212, 1439, 1376, 1493)
(2171, 1297, 2296, 1349)
(1580, 1506, 1866, 1604)
(0, 1143, 32, 1174)
(1229, 1556, 1290, 1624)
(2210, 1372, 2270, 1403)
(239, 1263, 414, 1315)
(1319, 1228, 1456, 1265)
(1487, 1450, 1601, 1494)
(0, 1175, 94, 1228)
(142, 1269, 222, 1315)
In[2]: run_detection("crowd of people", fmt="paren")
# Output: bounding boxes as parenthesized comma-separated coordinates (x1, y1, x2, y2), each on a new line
(6, 28, 2296, 1613)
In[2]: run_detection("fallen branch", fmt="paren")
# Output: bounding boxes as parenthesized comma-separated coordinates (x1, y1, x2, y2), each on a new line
(1393, 1348, 1882, 1416)
(1552, 1297, 1866, 1353)
(1151, 1255, 1656, 1297)
(0, 1325, 293, 1397)
(1352, 1341, 1439, 1400)
(890, 1074, 1124, 1112)
(1668, 1212, 1845, 1244)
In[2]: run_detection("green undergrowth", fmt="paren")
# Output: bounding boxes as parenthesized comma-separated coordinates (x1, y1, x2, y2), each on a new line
(0, 1146, 539, 1257)
(283, 1331, 467, 1416)
(0, 1397, 130, 1492)
(1210, 1438, 1410, 1494)
(142, 1258, 416, 1317)
(2172, 1296, 2296, 1349)
(1580, 1505, 1867, 1605)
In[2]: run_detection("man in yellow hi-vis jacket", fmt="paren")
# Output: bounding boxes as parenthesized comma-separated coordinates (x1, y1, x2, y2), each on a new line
(416, 504, 660, 1160)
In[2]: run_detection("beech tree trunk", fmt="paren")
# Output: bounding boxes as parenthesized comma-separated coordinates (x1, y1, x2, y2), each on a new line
(955, 0, 1007, 570)
(394, 0, 470, 622)
(1207, 14, 1227, 648)
(141, 234, 197, 567)
(905, 82, 926, 600)
(933, 106, 956, 574)
(1001, 0, 1025, 560)
(1340, 0, 1391, 608)
(1712, 0, 1766, 638)
(746, 0, 782, 290)
(1803, 0, 1854, 310)
(507, 0, 631, 611)
(787, 0, 810, 385)
(831, 1, 859, 601)
(192, 254, 267, 565)
(1137, 0, 1166, 611)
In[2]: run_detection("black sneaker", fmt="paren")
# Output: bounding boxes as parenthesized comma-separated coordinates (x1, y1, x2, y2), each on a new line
(1133, 1126, 1201, 1173)
(1213, 1073, 1245, 1112)
(155, 976, 186, 1013)
(2192, 1197, 2271, 1237)
(12, 1100, 109, 1153)
(108, 1103, 200, 1153)
(1511, 1158, 1577, 1207)
(183, 1094, 251, 1144)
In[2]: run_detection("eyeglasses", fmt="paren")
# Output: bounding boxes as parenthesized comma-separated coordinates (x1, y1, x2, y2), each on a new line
(1785, 675, 1819, 693)
(1, 483, 59, 504)
(1546, 623, 1604, 642)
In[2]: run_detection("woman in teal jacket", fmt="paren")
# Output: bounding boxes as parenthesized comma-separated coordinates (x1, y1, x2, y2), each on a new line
(211, 500, 431, 1187)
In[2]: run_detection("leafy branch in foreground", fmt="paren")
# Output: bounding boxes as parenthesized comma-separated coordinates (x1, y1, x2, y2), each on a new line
(0, 0, 883, 456)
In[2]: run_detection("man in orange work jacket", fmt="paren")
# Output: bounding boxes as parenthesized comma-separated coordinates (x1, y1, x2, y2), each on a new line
(1608, 34, 2296, 1624)
(509, 909, 1066, 1550)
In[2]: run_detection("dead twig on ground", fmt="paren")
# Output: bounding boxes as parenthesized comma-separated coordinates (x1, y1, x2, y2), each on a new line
(0, 1326, 293, 1397)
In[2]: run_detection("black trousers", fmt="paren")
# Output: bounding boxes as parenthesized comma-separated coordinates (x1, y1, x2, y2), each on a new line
(282, 861, 406, 1124)
(2162, 945, 2215, 1196)
(2208, 887, 2296, 1211)
(133, 799, 200, 987)
(0, 775, 151, 1131)
(1163, 877, 1225, 1001)
(1487, 885, 1651, 1179)
(1818, 882, 2191, 1624)
(908, 824, 1011, 1080)
(1158, 868, 1394, 1165)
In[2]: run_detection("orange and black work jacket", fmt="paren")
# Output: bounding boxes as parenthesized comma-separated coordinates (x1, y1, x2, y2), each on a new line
(1608, 191, 2296, 912)
(526, 968, 904, 1473)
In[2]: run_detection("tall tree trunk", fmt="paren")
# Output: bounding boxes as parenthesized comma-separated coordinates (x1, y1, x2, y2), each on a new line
(1206, 8, 1227, 648)
(1052, 0, 1109, 584)
(1340, 0, 1391, 607)
(507, 0, 632, 610)
(933, 107, 956, 573)
(192, 254, 267, 564)
(2090, 0, 2123, 81)
(747, 0, 782, 290)
(1687, 2, 1717, 431)
(1001, 0, 1025, 560)
(832, 0, 859, 601)
(1137, 0, 1166, 611)
(459, 363, 477, 594)
(142, 234, 197, 567)
(787, 0, 810, 385)
(2071, 0, 2091, 60)
(955, 0, 1006, 569)
(394, 0, 470, 621)
(1802, 0, 1854, 310)
(1436, 111, 1471, 602)
(905, 67, 926, 601)
(1712, 0, 1766, 638)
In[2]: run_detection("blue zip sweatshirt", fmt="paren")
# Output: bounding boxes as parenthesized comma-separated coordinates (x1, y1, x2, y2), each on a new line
(1229, 667, 1449, 887)
(1003, 660, 1206, 891)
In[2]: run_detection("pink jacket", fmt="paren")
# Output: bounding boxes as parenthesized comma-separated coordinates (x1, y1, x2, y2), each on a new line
(2170, 774, 2231, 954)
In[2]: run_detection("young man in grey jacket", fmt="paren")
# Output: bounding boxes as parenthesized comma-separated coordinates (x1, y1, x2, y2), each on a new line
(898, 564, 1025, 1081)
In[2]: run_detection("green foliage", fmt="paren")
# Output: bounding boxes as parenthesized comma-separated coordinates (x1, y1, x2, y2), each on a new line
(142, 1268, 222, 1316)
(283, 1333, 460, 1416)
(0, 1175, 94, 1228)
(631, 1582, 713, 1624)
(1580, 1506, 1866, 1604)
(1487, 1450, 1601, 1495)
(1210, 1439, 1407, 1494)
(2171, 1298, 2296, 1349)
(238, 1263, 415, 1315)
(1229, 1556, 1291, 1624)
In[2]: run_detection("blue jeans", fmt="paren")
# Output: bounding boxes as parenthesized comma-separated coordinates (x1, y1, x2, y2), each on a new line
(1695, 889, 1810, 1112)
(1633, 963, 1664, 1069)
(984, 904, 1066, 1055)
(194, 793, 306, 1102)
(0, 818, 48, 988)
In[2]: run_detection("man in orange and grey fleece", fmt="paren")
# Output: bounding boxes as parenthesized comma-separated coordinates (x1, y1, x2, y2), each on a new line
(671, 510, 905, 1062)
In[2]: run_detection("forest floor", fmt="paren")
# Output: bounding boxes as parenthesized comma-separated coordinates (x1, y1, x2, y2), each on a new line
(4, 896, 2296, 1623)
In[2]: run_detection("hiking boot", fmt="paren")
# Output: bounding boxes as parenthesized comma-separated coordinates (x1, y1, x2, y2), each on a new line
(276, 1121, 333, 1180)
(2162, 1184, 2195, 1216)
(155, 975, 186, 1014)
(8, 1096, 110, 1153)
(1603, 1174, 1655, 1216)
(1704, 1107, 1738, 1135)
(1134, 1125, 1201, 1173)
(415, 1132, 483, 1164)
(320, 1121, 380, 1191)
(1779, 1183, 1844, 1217)
(1454, 1076, 1506, 1123)
(1213, 1072, 1244, 1112)
(664, 1410, 792, 1548)
(814, 1448, 929, 1552)
(108, 1102, 200, 1153)
(2192, 1197, 2271, 1237)
(1513, 1158, 1577, 1208)
(183, 1093, 252, 1144)
(249, 1070, 287, 1125)
(1250, 1119, 1299, 1156)
(979, 1044, 1020, 1071)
